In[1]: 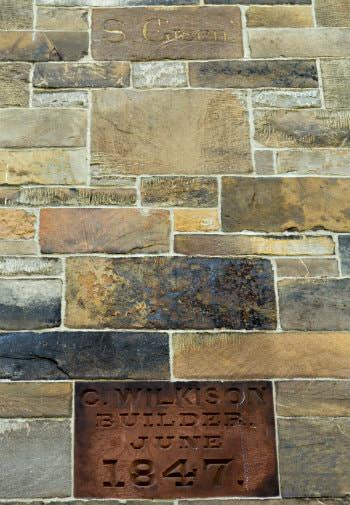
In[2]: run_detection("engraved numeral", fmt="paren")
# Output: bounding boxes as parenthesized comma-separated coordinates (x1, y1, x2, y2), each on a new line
(203, 459, 232, 486)
(130, 459, 155, 487)
(102, 459, 125, 488)
(162, 459, 197, 487)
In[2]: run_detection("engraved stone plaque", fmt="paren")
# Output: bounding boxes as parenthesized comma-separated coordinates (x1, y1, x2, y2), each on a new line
(75, 381, 278, 498)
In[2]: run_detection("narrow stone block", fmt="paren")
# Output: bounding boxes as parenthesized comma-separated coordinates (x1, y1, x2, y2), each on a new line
(0, 257, 62, 277)
(132, 61, 187, 88)
(0, 240, 39, 256)
(0, 63, 30, 107)
(276, 258, 338, 278)
(276, 149, 350, 175)
(246, 5, 313, 27)
(141, 177, 217, 207)
(33, 90, 88, 108)
(252, 89, 321, 109)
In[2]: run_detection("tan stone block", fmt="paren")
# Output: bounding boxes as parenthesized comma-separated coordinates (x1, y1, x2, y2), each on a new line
(277, 380, 350, 417)
(92, 89, 251, 175)
(315, 0, 350, 26)
(321, 59, 350, 109)
(40, 208, 170, 253)
(37, 7, 88, 30)
(249, 28, 350, 58)
(222, 177, 350, 232)
(246, 6, 313, 27)
(0, 0, 33, 29)
(254, 150, 274, 175)
(0, 149, 87, 184)
(174, 209, 219, 232)
(0, 383, 72, 417)
(276, 149, 350, 176)
(0, 63, 30, 107)
(92, 7, 243, 61)
(255, 109, 350, 148)
(175, 234, 335, 256)
(172, 332, 350, 379)
(0, 210, 35, 240)
(276, 258, 338, 278)
(0, 240, 39, 256)
(141, 177, 217, 207)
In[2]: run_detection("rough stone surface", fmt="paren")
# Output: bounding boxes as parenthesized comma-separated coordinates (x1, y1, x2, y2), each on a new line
(65, 257, 277, 330)
(276, 149, 350, 175)
(0, 383, 72, 417)
(33, 62, 130, 88)
(246, 5, 313, 27)
(0, 419, 71, 498)
(189, 60, 318, 88)
(175, 234, 335, 256)
(222, 177, 350, 232)
(254, 150, 274, 174)
(0, 109, 86, 148)
(92, 7, 243, 61)
(276, 258, 338, 278)
(0, 279, 61, 330)
(277, 380, 350, 417)
(172, 332, 350, 379)
(0, 210, 36, 239)
(92, 89, 252, 175)
(321, 59, 350, 109)
(33, 90, 88, 107)
(279, 278, 350, 330)
(0, 257, 62, 277)
(37, 7, 88, 30)
(174, 208, 219, 232)
(141, 177, 217, 207)
(132, 61, 187, 88)
(315, 0, 350, 26)
(0, 63, 30, 107)
(252, 89, 321, 108)
(339, 235, 350, 275)
(0, 332, 169, 380)
(0, 0, 33, 29)
(40, 208, 169, 253)
(279, 418, 350, 497)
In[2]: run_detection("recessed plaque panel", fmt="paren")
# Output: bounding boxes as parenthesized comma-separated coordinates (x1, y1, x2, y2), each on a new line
(74, 381, 278, 498)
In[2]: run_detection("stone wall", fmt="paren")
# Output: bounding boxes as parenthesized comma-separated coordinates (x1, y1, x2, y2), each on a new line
(0, 0, 350, 500)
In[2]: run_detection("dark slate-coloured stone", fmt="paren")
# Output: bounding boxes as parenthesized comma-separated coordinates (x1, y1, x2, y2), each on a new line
(0, 332, 169, 380)
(189, 60, 318, 88)
(66, 257, 277, 330)
(339, 235, 350, 275)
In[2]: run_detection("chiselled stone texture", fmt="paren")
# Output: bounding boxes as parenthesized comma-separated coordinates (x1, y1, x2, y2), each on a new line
(339, 235, 350, 275)
(92, 7, 243, 61)
(65, 257, 276, 330)
(40, 208, 169, 253)
(321, 60, 350, 109)
(172, 332, 350, 379)
(132, 61, 187, 88)
(277, 381, 350, 417)
(0, 419, 71, 498)
(0, 279, 61, 330)
(279, 278, 350, 330)
(0, 0, 33, 29)
(252, 89, 321, 109)
(0, 209, 36, 239)
(279, 418, 350, 497)
(222, 177, 350, 232)
(0, 63, 30, 107)
(0, 332, 169, 380)
(92, 89, 252, 175)
(276, 258, 338, 278)
(0, 383, 72, 417)
(37, 7, 88, 30)
(141, 177, 217, 207)
(246, 5, 313, 27)
(33, 62, 130, 88)
(0, 257, 62, 277)
(33, 90, 88, 108)
(276, 149, 350, 175)
(315, 0, 350, 26)
(189, 60, 318, 88)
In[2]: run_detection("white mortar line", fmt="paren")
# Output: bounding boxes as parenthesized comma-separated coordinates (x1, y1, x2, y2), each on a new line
(316, 58, 326, 109)
(240, 6, 250, 59)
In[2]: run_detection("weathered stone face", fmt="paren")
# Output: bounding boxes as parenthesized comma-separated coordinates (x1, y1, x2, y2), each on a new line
(276, 149, 350, 175)
(92, 7, 243, 60)
(65, 257, 276, 330)
(315, 0, 350, 26)
(0, 209, 36, 239)
(275, 258, 338, 278)
(37, 7, 88, 30)
(92, 89, 252, 175)
(0, 0, 33, 29)
(246, 5, 313, 27)
(0, 63, 30, 107)
(321, 59, 350, 109)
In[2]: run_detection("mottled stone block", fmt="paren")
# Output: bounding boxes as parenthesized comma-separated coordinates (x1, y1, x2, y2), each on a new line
(254, 150, 274, 175)
(0, 383, 71, 417)
(141, 177, 217, 207)
(132, 61, 187, 88)
(276, 149, 350, 175)
(0, 257, 62, 277)
(172, 332, 350, 379)
(174, 208, 219, 232)
(65, 257, 276, 330)
(0, 419, 71, 498)
(249, 28, 350, 57)
(315, 0, 350, 26)
(277, 381, 350, 416)
(276, 258, 338, 278)
(33, 62, 130, 88)
(37, 7, 88, 30)
(0, 63, 30, 107)
(321, 59, 350, 109)
(255, 109, 350, 147)
(246, 5, 313, 26)
(92, 89, 251, 175)
(0, 332, 169, 380)
(252, 89, 321, 109)
(0, 209, 35, 239)
(33, 90, 88, 108)
(0, 279, 61, 330)
(279, 418, 350, 496)
(0, 109, 86, 148)
(279, 278, 350, 330)
(175, 234, 334, 256)
(0, 31, 88, 61)
(222, 177, 350, 232)
(189, 60, 318, 88)
(40, 208, 169, 253)
(92, 7, 243, 61)
(0, 0, 33, 29)
(339, 235, 350, 275)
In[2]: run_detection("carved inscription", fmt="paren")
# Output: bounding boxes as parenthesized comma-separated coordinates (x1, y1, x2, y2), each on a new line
(74, 381, 278, 498)
(91, 8, 243, 61)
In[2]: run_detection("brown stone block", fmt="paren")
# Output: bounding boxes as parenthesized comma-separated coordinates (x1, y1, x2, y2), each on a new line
(276, 258, 338, 278)
(40, 208, 170, 254)
(172, 332, 350, 379)
(92, 7, 243, 61)
(141, 177, 217, 207)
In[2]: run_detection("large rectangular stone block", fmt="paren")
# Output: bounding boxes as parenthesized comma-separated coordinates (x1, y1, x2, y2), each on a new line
(92, 89, 251, 175)
(65, 257, 276, 330)
(92, 7, 243, 60)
